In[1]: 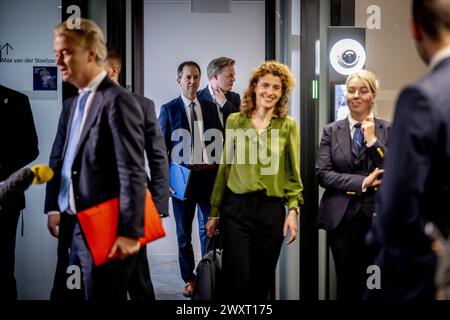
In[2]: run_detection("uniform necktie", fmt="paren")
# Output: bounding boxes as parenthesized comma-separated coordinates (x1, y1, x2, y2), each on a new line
(58, 90, 91, 213)
(352, 122, 364, 153)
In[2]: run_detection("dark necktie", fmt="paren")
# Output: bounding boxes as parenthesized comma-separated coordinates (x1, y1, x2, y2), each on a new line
(188, 102, 202, 164)
(58, 90, 91, 212)
(352, 122, 364, 153)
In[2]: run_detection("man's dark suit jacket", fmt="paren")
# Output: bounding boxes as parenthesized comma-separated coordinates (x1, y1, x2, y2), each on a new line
(45, 83, 168, 300)
(316, 118, 389, 231)
(371, 57, 450, 300)
(46, 92, 169, 217)
(196, 86, 240, 130)
(158, 96, 222, 201)
(0, 84, 39, 210)
(158, 95, 222, 163)
(132, 94, 169, 217)
(45, 76, 147, 237)
(45, 76, 147, 299)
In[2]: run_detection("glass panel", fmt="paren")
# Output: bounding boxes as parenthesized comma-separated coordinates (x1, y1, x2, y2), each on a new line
(277, 0, 300, 301)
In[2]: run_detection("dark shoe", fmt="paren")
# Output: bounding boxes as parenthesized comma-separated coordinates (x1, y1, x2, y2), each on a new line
(183, 281, 195, 297)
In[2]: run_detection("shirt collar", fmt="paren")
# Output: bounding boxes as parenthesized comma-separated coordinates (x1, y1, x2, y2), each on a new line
(208, 84, 228, 97)
(429, 44, 450, 71)
(78, 70, 107, 94)
(348, 112, 374, 129)
(208, 84, 215, 98)
(180, 94, 199, 108)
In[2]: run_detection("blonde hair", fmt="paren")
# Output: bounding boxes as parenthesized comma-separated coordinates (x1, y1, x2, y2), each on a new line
(346, 69, 379, 97)
(54, 18, 107, 65)
(241, 61, 296, 118)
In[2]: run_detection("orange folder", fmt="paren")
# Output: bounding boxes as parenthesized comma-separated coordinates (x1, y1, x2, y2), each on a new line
(77, 190, 165, 266)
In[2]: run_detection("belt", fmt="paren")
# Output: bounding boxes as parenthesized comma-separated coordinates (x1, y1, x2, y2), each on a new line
(188, 163, 218, 171)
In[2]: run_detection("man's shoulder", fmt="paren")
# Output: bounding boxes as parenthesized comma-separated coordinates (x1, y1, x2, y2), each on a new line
(99, 77, 129, 99)
(411, 58, 450, 97)
(397, 62, 450, 118)
(198, 96, 216, 108)
(229, 90, 240, 99)
(197, 86, 209, 97)
(161, 96, 181, 110)
(0, 84, 28, 101)
(132, 92, 155, 107)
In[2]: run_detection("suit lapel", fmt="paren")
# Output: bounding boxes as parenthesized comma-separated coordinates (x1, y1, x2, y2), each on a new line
(75, 90, 104, 155)
(199, 99, 211, 131)
(61, 97, 78, 159)
(202, 87, 214, 103)
(336, 120, 353, 169)
(374, 118, 384, 141)
(177, 96, 190, 132)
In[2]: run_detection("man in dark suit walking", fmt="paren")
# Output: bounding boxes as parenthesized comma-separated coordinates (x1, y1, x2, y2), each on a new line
(46, 18, 147, 300)
(0, 84, 39, 300)
(370, 0, 450, 300)
(159, 61, 222, 297)
(197, 57, 240, 130)
(105, 47, 169, 300)
(105, 48, 169, 219)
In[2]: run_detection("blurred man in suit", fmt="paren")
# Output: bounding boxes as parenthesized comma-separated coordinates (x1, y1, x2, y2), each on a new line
(106, 47, 169, 300)
(106, 48, 169, 218)
(197, 57, 240, 131)
(46, 18, 146, 300)
(0, 85, 38, 299)
(370, 0, 450, 300)
(159, 61, 221, 297)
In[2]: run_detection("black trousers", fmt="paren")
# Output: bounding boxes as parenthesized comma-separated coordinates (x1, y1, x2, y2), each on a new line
(328, 212, 373, 300)
(0, 208, 20, 300)
(127, 247, 155, 300)
(219, 190, 285, 300)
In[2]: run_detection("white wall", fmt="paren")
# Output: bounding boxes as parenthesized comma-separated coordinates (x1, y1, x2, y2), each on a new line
(143, 0, 265, 259)
(144, 0, 266, 116)
(355, 0, 427, 121)
(0, 0, 61, 299)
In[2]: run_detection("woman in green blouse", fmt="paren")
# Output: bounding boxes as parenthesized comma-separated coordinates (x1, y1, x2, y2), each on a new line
(206, 61, 303, 300)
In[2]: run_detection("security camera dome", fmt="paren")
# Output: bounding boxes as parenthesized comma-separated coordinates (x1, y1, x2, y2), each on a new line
(340, 49, 358, 67)
(329, 38, 366, 75)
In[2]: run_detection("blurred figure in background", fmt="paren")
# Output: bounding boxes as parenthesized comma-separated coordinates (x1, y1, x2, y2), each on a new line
(370, 0, 450, 300)
(106, 47, 169, 300)
(0, 84, 39, 300)
(197, 57, 240, 131)
(159, 61, 221, 297)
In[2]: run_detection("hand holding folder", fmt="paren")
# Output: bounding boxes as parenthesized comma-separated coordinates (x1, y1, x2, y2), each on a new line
(77, 190, 165, 266)
(108, 235, 141, 261)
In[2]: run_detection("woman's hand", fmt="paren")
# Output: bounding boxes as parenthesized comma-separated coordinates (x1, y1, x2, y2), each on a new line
(362, 167, 384, 189)
(361, 117, 376, 144)
(206, 218, 219, 238)
(283, 209, 298, 245)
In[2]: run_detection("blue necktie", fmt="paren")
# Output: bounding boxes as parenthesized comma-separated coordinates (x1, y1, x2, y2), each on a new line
(353, 123, 364, 153)
(58, 90, 91, 213)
